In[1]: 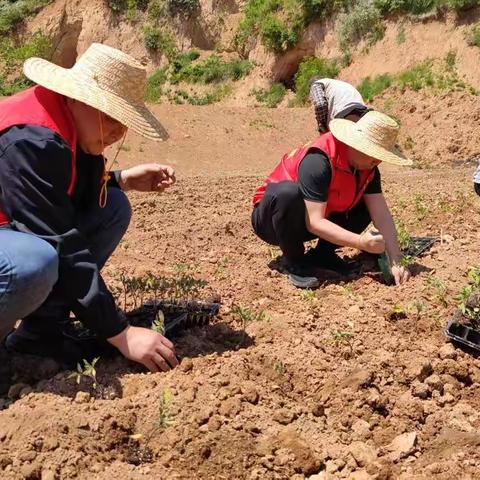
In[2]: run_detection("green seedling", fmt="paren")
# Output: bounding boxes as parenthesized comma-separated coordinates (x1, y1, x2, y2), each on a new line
(413, 299, 426, 318)
(467, 266, 480, 290)
(425, 277, 448, 307)
(389, 304, 407, 321)
(399, 255, 414, 268)
(214, 257, 231, 278)
(299, 289, 316, 303)
(69, 357, 100, 390)
(273, 360, 286, 376)
(329, 328, 354, 356)
(232, 304, 268, 326)
(156, 388, 174, 429)
(396, 221, 413, 251)
(413, 194, 428, 221)
(151, 310, 165, 334)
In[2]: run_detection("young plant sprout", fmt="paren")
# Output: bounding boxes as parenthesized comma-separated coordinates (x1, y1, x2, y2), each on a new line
(69, 357, 100, 390)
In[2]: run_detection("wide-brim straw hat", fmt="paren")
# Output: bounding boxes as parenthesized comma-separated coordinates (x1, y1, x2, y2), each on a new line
(329, 110, 412, 166)
(23, 43, 168, 141)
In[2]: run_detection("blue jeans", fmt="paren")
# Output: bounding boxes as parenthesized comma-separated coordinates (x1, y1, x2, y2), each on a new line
(0, 188, 131, 341)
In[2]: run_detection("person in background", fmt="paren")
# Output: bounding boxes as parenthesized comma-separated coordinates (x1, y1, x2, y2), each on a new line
(251, 111, 412, 289)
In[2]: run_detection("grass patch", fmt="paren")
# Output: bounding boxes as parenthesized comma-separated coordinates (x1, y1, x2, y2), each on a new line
(251, 83, 286, 107)
(293, 56, 340, 105)
(0, 0, 50, 34)
(0, 31, 52, 95)
(166, 84, 232, 105)
(171, 54, 253, 84)
(357, 54, 477, 102)
(145, 67, 168, 103)
(357, 74, 392, 102)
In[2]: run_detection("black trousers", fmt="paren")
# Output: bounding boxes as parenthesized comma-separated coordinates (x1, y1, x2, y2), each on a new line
(251, 181, 371, 263)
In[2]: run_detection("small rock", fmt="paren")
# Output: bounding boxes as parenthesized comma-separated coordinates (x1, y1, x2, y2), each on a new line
(411, 381, 429, 399)
(273, 408, 297, 425)
(41, 470, 56, 480)
(179, 358, 193, 373)
(348, 305, 361, 316)
(0, 455, 12, 468)
(406, 359, 433, 382)
(308, 473, 327, 480)
(8, 383, 29, 400)
(43, 438, 59, 452)
(20, 461, 41, 480)
(352, 420, 371, 438)
(218, 398, 241, 417)
(74, 391, 91, 404)
(207, 415, 222, 432)
(274, 448, 293, 466)
(349, 441, 377, 467)
(386, 432, 417, 461)
(341, 369, 373, 391)
(311, 403, 325, 417)
(242, 386, 259, 404)
(195, 407, 214, 425)
(438, 344, 457, 360)
(19, 450, 37, 462)
(425, 374, 443, 393)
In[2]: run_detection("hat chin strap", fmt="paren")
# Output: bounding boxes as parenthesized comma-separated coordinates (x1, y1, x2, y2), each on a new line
(98, 110, 127, 208)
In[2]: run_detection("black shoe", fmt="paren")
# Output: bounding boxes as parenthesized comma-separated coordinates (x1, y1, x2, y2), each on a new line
(5, 328, 63, 358)
(305, 248, 358, 274)
(285, 263, 320, 289)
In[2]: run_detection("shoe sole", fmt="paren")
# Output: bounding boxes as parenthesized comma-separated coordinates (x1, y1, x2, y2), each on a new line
(288, 273, 320, 289)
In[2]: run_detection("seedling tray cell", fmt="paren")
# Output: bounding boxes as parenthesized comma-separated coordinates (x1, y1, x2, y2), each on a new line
(444, 319, 480, 352)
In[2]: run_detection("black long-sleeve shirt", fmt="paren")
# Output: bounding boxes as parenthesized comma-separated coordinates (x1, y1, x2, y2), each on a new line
(0, 124, 127, 338)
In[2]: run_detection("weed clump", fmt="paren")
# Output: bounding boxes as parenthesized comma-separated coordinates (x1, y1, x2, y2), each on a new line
(251, 83, 286, 107)
(0, 0, 50, 34)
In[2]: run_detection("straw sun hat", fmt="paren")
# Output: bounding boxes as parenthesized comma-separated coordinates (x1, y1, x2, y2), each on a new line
(23, 43, 168, 141)
(329, 110, 412, 166)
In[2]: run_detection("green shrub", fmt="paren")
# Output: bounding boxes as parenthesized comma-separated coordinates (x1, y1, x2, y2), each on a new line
(147, 0, 165, 20)
(467, 23, 480, 47)
(252, 83, 286, 107)
(337, 0, 385, 51)
(143, 26, 178, 60)
(145, 67, 168, 102)
(446, 0, 480, 9)
(357, 74, 392, 102)
(293, 56, 339, 104)
(0, 31, 51, 95)
(167, 84, 232, 105)
(234, 0, 340, 54)
(171, 50, 200, 73)
(167, 0, 199, 15)
(373, 0, 439, 14)
(172, 54, 254, 84)
(260, 15, 299, 54)
(107, 0, 128, 12)
(0, 0, 50, 34)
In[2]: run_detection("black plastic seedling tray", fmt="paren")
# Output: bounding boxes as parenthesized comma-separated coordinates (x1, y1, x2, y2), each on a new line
(444, 319, 480, 352)
(404, 236, 439, 258)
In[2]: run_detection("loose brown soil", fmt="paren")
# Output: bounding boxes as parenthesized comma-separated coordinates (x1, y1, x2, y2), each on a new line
(2, 96, 480, 480)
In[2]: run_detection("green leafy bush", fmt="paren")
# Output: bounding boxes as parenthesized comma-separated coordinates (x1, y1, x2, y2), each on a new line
(373, 0, 439, 15)
(143, 26, 178, 60)
(145, 67, 168, 102)
(293, 57, 339, 105)
(172, 54, 253, 84)
(252, 83, 286, 107)
(337, 0, 385, 51)
(0, 0, 50, 34)
(234, 0, 340, 54)
(396, 60, 435, 91)
(357, 74, 392, 102)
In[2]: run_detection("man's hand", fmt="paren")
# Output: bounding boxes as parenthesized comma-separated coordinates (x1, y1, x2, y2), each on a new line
(119, 164, 176, 192)
(107, 325, 179, 372)
(358, 231, 386, 254)
(391, 264, 411, 286)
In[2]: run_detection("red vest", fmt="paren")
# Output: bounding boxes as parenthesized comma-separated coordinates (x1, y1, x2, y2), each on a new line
(252, 133, 375, 216)
(0, 86, 77, 225)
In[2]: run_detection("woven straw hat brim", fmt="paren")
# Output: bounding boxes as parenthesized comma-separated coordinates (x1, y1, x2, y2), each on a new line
(329, 118, 412, 166)
(24, 57, 168, 141)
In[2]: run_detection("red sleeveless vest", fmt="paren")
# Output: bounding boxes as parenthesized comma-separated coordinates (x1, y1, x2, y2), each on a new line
(252, 133, 375, 217)
(0, 86, 77, 225)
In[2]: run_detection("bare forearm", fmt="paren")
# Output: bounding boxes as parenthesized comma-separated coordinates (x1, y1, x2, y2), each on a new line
(308, 217, 362, 249)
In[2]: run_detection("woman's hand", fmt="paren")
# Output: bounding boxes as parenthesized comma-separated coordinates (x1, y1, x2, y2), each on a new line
(119, 164, 176, 192)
